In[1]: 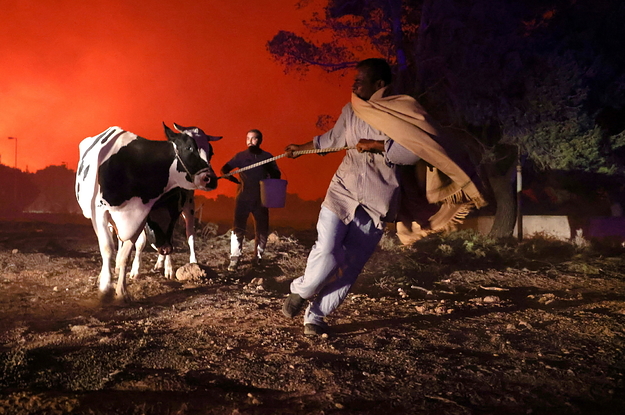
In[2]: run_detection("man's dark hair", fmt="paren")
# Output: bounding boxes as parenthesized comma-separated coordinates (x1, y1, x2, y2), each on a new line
(248, 129, 263, 144)
(357, 58, 392, 85)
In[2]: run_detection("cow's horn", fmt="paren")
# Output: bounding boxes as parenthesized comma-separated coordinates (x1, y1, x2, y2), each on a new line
(173, 122, 187, 132)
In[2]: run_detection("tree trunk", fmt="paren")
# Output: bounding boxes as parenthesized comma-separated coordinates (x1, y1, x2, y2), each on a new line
(486, 144, 518, 238)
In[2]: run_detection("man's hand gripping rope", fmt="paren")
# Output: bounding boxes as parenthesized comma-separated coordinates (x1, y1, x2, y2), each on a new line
(218, 146, 355, 179)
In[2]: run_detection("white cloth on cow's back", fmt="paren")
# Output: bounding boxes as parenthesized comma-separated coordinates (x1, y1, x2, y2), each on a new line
(76, 127, 137, 219)
(225, 149, 279, 202)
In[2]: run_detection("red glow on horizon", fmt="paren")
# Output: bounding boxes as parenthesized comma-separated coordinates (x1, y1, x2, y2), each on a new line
(0, 0, 351, 201)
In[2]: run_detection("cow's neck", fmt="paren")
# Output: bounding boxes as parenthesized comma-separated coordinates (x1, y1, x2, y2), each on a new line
(167, 154, 197, 192)
(171, 142, 197, 181)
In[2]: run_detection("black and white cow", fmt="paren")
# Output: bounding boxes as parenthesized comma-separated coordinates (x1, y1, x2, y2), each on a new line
(75, 123, 221, 301)
(129, 187, 195, 280)
(128, 124, 217, 280)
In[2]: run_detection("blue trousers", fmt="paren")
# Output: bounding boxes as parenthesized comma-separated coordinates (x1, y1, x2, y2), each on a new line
(290, 206, 384, 326)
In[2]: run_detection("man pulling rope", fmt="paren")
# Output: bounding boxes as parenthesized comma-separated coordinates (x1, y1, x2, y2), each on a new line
(218, 147, 353, 179)
(279, 58, 486, 337)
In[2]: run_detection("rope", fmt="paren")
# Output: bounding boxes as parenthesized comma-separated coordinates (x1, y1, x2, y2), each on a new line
(172, 142, 196, 180)
(218, 146, 353, 179)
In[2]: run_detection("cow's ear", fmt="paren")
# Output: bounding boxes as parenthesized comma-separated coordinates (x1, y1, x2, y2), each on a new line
(208, 135, 223, 142)
(163, 123, 176, 140)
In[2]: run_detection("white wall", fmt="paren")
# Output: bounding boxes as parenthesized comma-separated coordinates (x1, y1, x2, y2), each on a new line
(459, 216, 572, 240)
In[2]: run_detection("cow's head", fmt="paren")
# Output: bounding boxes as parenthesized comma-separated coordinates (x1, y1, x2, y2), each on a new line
(173, 122, 222, 157)
(163, 123, 221, 191)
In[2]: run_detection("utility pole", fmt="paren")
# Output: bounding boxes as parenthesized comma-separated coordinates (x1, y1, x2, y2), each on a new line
(516, 146, 523, 241)
(7, 137, 18, 212)
(8, 137, 17, 168)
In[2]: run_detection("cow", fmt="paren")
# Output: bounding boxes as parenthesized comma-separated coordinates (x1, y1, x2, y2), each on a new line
(127, 124, 217, 280)
(75, 123, 221, 301)
(129, 187, 195, 280)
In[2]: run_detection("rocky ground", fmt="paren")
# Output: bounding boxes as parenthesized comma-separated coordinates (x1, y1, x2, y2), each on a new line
(0, 218, 624, 415)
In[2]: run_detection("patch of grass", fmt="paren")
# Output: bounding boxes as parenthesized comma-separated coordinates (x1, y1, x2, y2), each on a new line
(409, 230, 509, 268)
(564, 261, 602, 275)
(361, 229, 625, 294)
(517, 234, 576, 261)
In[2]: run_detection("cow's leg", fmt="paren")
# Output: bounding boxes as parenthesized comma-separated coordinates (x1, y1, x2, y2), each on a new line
(154, 254, 166, 272)
(187, 234, 197, 264)
(155, 242, 174, 279)
(95, 215, 116, 300)
(130, 230, 147, 279)
(164, 255, 174, 280)
(181, 203, 197, 264)
(114, 238, 124, 277)
(115, 239, 135, 301)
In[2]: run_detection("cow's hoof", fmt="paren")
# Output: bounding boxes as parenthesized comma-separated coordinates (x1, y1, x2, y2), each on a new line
(114, 286, 132, 303)
(98, 288, 115, 304)
(114, 294, 131, 305)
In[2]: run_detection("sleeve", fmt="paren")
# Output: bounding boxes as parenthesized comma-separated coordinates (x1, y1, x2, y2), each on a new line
(224, 152, 243, 170)
(221, 162, 234, 176)
(384, 139, 420, 166)
(263, 152, 281, 179)
(313, 104, 350, 150)
(221, 153, 239, 174)
(265, 161, 281, 179)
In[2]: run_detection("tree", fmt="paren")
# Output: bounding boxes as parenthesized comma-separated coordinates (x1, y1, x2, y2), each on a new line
(0, 165, 36, 216)
(268, 0, 625, 237)
(267, 0, 421, 92)
(416, 0, 625, 236)
(27, 165, 80, 214)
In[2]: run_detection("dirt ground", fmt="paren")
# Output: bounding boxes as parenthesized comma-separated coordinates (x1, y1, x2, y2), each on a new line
(0, 218, 624, 415)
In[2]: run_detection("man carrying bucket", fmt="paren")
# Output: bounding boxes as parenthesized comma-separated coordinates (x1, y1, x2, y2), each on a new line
(281, 58, 485, 336)
(221, 129, 281, 271)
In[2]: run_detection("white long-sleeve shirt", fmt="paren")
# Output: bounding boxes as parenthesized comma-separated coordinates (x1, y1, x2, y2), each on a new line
(315, 103, 419, 229)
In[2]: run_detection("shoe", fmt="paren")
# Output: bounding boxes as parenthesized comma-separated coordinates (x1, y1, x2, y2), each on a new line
(304, 323, 329, 336)
(227, 257, 239, 271)
(282, 293, 305, 318)
(252, 257, 262, 267)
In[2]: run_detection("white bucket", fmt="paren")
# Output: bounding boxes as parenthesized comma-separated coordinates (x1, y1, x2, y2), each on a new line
(260, 179, 287, 208)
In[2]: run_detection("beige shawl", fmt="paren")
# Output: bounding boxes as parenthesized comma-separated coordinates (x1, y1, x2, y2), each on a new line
(351, 87, 487, 245)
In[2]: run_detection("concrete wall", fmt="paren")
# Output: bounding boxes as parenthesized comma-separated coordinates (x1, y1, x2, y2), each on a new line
(459, 215, 572, 240)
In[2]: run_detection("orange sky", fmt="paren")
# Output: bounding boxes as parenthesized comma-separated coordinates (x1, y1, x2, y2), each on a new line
(0, 0, 353, 201)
